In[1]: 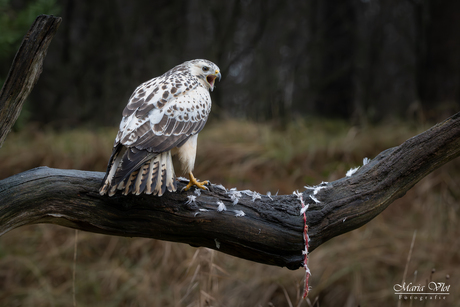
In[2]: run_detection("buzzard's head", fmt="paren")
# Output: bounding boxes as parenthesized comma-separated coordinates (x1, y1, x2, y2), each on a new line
(188, 59, 221, 92)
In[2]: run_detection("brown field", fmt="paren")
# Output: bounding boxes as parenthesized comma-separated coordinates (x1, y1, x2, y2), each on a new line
(0, 119, 458, 306)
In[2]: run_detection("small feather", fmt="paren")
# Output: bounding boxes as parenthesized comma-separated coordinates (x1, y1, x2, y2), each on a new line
(346, 166, 360, 177)
(266, 191, 273, 200)
(234, 210, 245, 217)
(309, 195, 320, 204)
(178, 176, 189, 182)
(227, 188, 242, 205)
(186, 195, 197, 205)
(217, 201, 227, 212)
(300, 204, 309, 215)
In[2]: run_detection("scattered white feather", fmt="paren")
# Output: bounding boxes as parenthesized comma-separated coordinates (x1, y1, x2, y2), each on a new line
(241, 190, 254, 197)
(305, 182, 329, 198)
(185, 195, 197, 205)
(194, 209, 208, 216)
(227, 188, 262, 203)
(312, 188, 321, 195)
(178, 176, 189, 182)
(214, 238, 221, 249)
(302, 246, 308, 255)
(194, 188, 201, 196)
(194, 212, 200, 217)
(234, 210, 246, 217)
(346, 166, 360, 177)
(217, 201, 227, 212)
(241, 190, 262, 201)
(294, 190, 308, 216)
(213, 184, 227, 191)
(230, 195, 239, 205)
(249, 191, 261, 202)
(266, 191, 273, 200)
(309, 195, 320, 203)
(363, 157, 371, 165)
(266, 190, 279, 200)
(343, 217, 347, 222)
(314, 186, 327, 195)
(293, 190, 302, 198)
(227, 188, 242, 205)
(300, 204, 309, 215)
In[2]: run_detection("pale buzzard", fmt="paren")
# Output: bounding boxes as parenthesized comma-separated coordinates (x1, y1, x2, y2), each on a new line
(99, 59, 221, 196)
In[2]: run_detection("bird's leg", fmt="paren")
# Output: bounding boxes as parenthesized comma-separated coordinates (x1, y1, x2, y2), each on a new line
(183, 171, 208, 191)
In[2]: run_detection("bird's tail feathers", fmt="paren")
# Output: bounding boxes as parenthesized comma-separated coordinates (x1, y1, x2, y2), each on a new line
(99, 146, 177, 197)
(99, 145, 127, 196)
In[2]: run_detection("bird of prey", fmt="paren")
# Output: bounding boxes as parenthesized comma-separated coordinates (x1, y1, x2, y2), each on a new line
(99, 59, 221, 197)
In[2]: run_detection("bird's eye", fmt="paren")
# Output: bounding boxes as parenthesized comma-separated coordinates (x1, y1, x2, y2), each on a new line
(202, 66, 210, 72)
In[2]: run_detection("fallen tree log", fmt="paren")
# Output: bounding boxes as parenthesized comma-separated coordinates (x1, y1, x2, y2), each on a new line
(0, 15, 459, 271)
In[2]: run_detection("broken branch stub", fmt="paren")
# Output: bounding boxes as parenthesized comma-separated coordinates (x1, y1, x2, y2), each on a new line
(0, 15, 62, 148)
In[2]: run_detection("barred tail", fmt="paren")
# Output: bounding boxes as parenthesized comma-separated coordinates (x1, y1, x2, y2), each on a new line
(99, 145, 177, 197)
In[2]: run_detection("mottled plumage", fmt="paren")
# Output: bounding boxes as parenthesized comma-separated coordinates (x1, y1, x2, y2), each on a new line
(100, 59, 221, 196)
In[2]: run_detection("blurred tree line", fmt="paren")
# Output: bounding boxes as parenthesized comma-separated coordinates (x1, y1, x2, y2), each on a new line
(1, 0, 459, 128)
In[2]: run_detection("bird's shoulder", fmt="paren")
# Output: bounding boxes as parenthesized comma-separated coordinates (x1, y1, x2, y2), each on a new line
(123, 70, 196, 116)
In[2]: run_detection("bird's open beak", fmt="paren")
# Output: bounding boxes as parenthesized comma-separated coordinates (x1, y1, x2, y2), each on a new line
(207, 70, 221, 92)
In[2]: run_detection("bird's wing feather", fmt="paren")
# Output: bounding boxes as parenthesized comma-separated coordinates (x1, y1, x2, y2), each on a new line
(115, 69, 211, 153)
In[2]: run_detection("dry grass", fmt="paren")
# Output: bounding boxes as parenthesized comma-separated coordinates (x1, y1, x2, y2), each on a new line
(0, 119, 459, 306)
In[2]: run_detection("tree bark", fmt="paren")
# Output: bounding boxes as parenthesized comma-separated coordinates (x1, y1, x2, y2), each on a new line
(0, 15, 62, 148)
(0, 112, 459, 270)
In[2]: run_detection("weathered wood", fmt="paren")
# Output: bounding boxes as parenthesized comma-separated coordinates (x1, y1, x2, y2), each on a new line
(0, 15, 62, 148)
(0, 112, 459, 269)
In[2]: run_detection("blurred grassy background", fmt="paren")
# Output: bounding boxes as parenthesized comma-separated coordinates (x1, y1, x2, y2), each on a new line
(0, 119, 458, 306)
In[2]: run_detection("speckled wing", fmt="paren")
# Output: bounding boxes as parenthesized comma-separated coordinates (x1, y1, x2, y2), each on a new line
(109, 68, 211, 185)
(118, 71, 211, 150)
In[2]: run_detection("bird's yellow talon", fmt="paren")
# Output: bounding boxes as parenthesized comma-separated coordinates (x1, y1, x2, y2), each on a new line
(183, 172, 208, 191)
